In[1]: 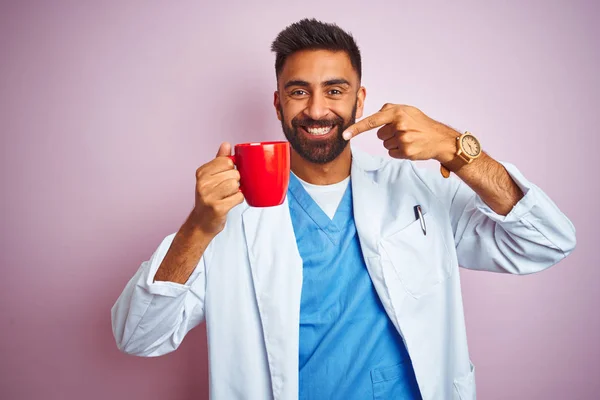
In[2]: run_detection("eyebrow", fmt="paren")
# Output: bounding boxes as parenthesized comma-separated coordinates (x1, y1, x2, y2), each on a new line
(283, 78, 351, 89)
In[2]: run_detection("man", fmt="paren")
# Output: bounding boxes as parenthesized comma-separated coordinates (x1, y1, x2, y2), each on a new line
(112, 18, 576, 400)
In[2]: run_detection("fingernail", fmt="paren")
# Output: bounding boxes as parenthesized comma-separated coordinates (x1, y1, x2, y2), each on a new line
(343, 131, 352, 140)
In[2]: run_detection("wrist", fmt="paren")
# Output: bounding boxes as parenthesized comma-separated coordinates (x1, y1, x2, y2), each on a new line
(184, 211, 217, 243)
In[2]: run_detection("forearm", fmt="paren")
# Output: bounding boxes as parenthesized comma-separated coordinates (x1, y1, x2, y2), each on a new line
(154, 212, 215, 284)
(443, 152, 524, 216)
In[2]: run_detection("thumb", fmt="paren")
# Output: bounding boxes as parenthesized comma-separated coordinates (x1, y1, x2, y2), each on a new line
(216, 142, 232, 158)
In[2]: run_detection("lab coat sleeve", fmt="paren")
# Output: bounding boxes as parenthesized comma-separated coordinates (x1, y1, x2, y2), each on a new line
(111, 232, 208, 356)
(446, 162, 576, 274)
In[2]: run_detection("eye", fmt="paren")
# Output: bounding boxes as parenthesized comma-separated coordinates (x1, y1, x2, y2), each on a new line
(328, 89, 342, 95)
(290, 89, 308, 97)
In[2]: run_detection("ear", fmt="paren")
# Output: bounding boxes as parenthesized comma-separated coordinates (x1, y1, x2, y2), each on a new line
(274, 91, 282, 121)
(355, 86, 366, 120)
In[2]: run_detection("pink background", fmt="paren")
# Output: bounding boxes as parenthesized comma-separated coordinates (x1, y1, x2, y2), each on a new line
(1, 1, 598, 399)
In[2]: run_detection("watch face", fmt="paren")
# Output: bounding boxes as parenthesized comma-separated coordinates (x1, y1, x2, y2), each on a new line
(461, 135, 481, 157)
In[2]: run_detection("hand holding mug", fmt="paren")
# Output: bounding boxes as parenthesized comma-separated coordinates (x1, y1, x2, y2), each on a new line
(191, 142, 245, 236)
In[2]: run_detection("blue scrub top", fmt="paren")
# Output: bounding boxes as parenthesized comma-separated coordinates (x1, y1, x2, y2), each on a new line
(287, 173, 422, 400)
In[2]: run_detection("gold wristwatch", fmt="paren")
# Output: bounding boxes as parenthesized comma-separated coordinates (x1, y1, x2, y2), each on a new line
(440, 131, 482, 178)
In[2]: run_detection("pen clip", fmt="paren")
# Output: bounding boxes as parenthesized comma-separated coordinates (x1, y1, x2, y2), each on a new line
(414, 205, 427, 236)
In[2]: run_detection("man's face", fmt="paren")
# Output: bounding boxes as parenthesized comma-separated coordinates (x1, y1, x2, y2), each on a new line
(274, 50, 365, 164)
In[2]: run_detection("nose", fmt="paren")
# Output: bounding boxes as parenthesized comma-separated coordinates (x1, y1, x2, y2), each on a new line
(304, 93, 330, 121)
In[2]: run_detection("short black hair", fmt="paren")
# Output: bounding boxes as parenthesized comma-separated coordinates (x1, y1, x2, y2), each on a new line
(271, 18, 362, 81)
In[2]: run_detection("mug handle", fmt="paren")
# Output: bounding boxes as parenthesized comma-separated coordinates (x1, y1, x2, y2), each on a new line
(227, 155, 242, 193)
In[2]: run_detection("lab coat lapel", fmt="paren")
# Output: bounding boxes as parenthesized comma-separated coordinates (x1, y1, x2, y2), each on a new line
(350, 144, 386, 259)
(350, 145, 407, 334)
(241, 197, 303, 400)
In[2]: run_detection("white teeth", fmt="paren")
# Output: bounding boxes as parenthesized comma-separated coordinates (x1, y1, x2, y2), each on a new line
(305, 126, 333, 135)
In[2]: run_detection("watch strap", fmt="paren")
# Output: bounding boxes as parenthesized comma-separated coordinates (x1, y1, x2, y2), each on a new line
(440, 164, 451, 178)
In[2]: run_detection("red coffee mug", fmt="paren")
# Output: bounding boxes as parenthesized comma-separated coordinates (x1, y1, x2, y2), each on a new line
(228, 141, 291, 207)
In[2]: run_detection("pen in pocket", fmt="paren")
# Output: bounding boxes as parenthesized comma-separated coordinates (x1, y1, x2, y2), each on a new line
(414, 205, 426, 236)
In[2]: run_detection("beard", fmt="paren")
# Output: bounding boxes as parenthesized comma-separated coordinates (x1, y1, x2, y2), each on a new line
(279, 101, 357, 164)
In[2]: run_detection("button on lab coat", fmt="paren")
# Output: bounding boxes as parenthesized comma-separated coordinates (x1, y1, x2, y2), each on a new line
(112, 144, 576, 400)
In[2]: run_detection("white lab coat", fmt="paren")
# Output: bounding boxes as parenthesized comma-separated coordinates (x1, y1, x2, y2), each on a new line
(112, 144, 576, 400)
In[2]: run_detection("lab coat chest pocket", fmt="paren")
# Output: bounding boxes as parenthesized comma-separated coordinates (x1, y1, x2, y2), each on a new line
(379, 212, 452, 298)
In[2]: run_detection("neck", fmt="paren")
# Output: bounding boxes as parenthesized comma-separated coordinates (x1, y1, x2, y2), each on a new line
(290, 145, 352, 185)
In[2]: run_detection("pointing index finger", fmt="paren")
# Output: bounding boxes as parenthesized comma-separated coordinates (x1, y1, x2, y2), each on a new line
(343, 110, 395, 140)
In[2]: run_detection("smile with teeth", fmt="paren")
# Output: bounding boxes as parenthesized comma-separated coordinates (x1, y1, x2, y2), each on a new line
(304, 126, 334, 136)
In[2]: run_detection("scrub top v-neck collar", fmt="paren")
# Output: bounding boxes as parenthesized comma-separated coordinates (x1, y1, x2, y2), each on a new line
(287, 172, 353, 245)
